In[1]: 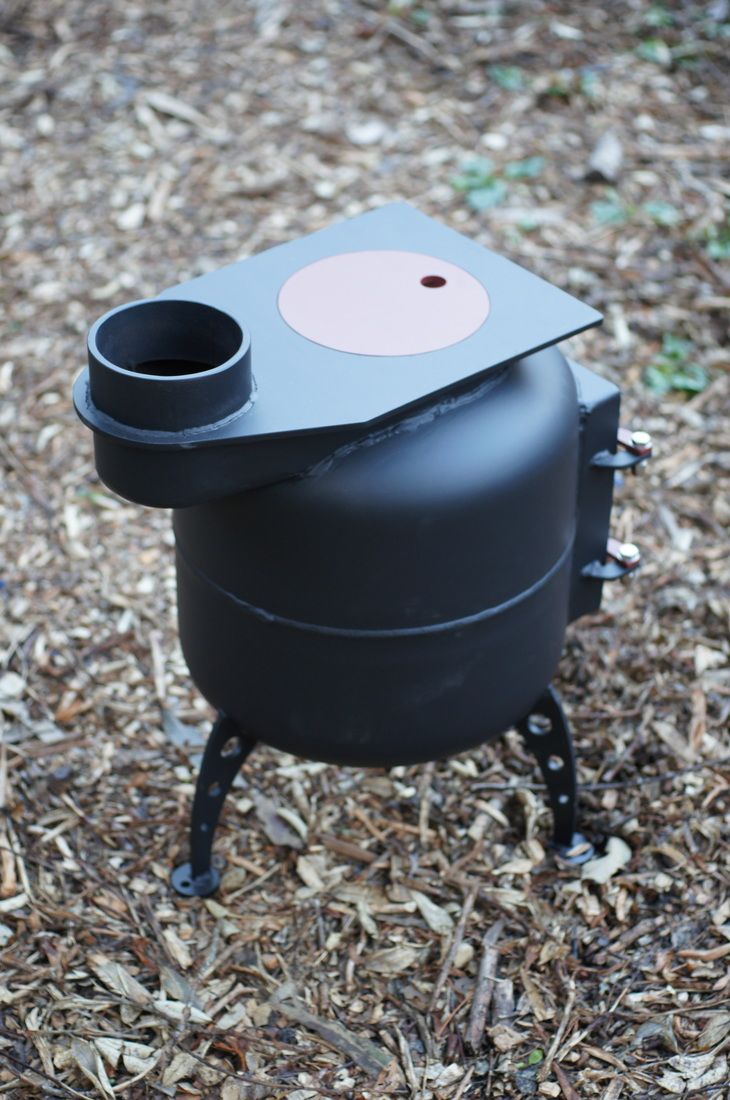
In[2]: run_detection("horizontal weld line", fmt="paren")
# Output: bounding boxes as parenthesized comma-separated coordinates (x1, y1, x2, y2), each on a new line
(176, 533, 575, 639)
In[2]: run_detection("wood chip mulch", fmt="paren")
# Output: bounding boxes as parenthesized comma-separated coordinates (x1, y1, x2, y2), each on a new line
(1, 2, 728, 1097)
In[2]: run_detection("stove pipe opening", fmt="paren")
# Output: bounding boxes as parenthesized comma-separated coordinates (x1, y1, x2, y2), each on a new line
(87, 298, 252, 432)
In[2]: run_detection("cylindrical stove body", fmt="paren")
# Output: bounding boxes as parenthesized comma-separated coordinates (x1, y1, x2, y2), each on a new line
(173, 346, 579, 766)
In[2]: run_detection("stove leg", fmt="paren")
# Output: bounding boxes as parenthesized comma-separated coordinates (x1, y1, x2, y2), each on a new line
(517, 685, 595, 865)
(171, 713, 256, 897)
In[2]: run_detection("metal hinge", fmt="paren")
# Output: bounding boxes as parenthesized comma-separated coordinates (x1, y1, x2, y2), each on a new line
(582, 537, 642, 581)
(591, 427, 653, 471)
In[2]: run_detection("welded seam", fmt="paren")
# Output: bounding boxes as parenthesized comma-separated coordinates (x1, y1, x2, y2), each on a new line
(297, 364, 510, 480)
(176, 529, 575, 639)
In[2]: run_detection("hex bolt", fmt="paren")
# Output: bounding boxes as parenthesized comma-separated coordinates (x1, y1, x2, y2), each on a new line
(617, 542, 640, 565)
(630, 429, 652, 450)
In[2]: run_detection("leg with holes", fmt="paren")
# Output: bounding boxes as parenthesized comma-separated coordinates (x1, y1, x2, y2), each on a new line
(516, 685, 595, 865)
(171, 713, 256, 897)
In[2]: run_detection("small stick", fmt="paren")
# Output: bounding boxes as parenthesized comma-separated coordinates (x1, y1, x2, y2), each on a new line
(0, 823, 17, 900)
(149, 630, 167, 703)
(429, 885, 477, 1010)
(395, 1028, 420, 1094)
(0, 732, 17, 900)
(471, 754, 730, 794)
(453, 1065, 475, 1100)
(492, 975, 515, 1023)
(418, 761, 435, 847)
(552, 1061, 582, 1100)
(318, 834, 377, 864)
(464, 920, 504, 1051)
(539, 978, 576, 1081)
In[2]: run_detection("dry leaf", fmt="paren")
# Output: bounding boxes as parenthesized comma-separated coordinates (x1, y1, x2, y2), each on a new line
(163, 928, 193, 970)
(582, 837, 632, 884)
(254, 792, 305, 849)
(222, 1080, 254, 1100)
(87, 953, 151, 1005)
(276, 805, 308, 841)
(94, 1037, 122, 1070)
(162, 1051, 199, 1086)
(494, 858, 534, 875)
(411, 890, 454, 935)
(152, 997, 212, 1024)
(159, 963, 201, 1006)
(424, 1062, 465, 1086)
(0, 673, 25, 700)
(695, 645, 727, 676)
(0, 893, 27, 913)
(296, 855, 325, 891)
(487, 1024, 525, 1051)
(121, 1041, 158, 1075)
(696, 1012, 730, 1050)
(634, 1015, 679, 1053)
(364, 945, 422, 975)
(71, 1038, 115, 1098)
(658, 1052, 728, 1093)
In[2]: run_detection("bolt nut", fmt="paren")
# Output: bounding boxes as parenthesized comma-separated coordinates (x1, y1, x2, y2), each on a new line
(617, 542, 640, 565)
(630, 429, 652, 449)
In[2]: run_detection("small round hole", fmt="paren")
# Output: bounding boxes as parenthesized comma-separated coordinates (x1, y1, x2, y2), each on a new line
(527, 714, 552, 736)
(220, 736, 243, 758)
(208, 782, 222, 798)
(420, 275, 447, 288)
(548, 755, 564, 771)
(199, 822, 210, 833)
(558, 794, 570, 805)
(180, 879, 191, 888)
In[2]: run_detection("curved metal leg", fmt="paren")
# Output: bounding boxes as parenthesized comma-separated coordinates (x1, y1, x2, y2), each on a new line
(172, 713, 256, 897)
(516, 686, 595, 865)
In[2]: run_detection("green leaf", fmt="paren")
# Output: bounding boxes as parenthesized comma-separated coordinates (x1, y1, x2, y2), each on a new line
(590, 196, 629, 226)
(660, 333, 692, 359)
(644, 334, 709, 395)
(643, 200, 680, 226)
(705, 220, 730, 260)
(635, 38, 672, 65)
(410, 8, 429, 26)
(488, 65, 524, 91)
(467, 180, 508, 211)
(644, 362, 708, 394)
(541, 69, 574, 98)
(643, 5, 673, 27)
(579, 69, 601, 99)
(515, 1049, 545, 1069)
(708, 237, 730, 260)
(504, 156, 544, 179)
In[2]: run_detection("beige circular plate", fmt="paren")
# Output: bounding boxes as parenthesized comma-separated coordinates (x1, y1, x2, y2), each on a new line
(278, 249, 490, 357)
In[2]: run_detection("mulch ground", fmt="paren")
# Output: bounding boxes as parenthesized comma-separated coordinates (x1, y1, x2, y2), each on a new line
(1, 2, 728, 1097)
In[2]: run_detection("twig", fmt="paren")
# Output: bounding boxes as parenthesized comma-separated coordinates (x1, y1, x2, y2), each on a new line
(452, 1065, 475, 1100)
(395, 1028, 420, 1093)
(270, 988, 392, 1076)
(429, 885, 478, 1010)
(464, 919, 504, 1052)
(0, 1048, 94, 1099)
(418, 761, 435, 847)
(319, 833, 377, 864)
(539, 978, 576, 1081)
(552, 1061, 582, 1100)
(472, 754, 730, 795)
(383, 16, 461, 71)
